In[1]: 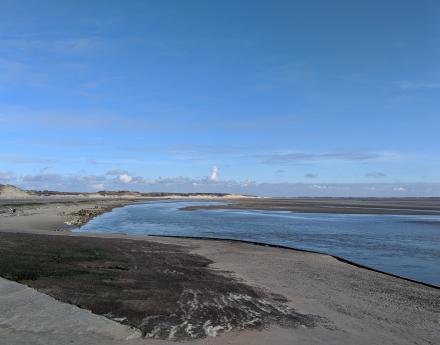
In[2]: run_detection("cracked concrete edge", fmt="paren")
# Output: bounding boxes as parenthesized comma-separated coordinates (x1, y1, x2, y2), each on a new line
(0, 277, 141, 342)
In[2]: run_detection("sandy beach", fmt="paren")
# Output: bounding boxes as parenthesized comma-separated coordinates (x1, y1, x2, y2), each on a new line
(0, 197, 439, 345)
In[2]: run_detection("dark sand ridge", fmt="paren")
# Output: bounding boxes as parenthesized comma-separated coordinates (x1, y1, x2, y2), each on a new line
(0, 197, 439, 344)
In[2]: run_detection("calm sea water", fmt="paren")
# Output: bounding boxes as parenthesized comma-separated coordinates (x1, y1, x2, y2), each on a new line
(74, 201, 440, 286)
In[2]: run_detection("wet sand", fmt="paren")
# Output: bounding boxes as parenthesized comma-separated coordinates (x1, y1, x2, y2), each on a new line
(0, 198, 439, 345)
(181, 197, 440, 215)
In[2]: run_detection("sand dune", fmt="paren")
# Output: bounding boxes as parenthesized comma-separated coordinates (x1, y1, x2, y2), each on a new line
(0, 184, 34, 198)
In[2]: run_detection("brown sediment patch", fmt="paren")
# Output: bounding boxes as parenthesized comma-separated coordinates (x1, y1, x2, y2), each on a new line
(0, 232, 322, 340)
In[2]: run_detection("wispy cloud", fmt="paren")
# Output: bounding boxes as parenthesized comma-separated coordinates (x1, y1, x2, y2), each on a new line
(13, 171, 440, 197)
(304, 173, 318, 178)
(0, 106, 299, 134)
(397, 81, 440, 90)
(365, 171, 386, 178)
(258, 151, 386, 165)
(30, 139, 97, 147)
(252, 61, 315, 91)
(0, 171, 16, 183)
(0, 107, 141, 131)
(0, 155, 57, 164)
(106, 169, 129, 176)
(128, 146, 399, 167)
(0, 58, 47, 87)
(22, 173, 64, 184)
(0, 36, 102, 55)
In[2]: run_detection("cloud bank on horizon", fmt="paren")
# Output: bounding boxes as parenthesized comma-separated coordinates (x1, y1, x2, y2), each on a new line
(0, 1, 439, 196)
(1, 168, 440, 197)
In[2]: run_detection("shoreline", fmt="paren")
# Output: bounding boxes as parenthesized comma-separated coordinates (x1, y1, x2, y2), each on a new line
(0, 197, 439, 344)
(3, 197, 438, 288)
(65, 200, 140, 227)
(73, 199, 439, 288)
(146, 234, 439, 290)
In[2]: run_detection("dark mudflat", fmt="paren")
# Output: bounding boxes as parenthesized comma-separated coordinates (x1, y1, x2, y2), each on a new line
(0, 232, 320, 340)
(181, 197, 440, 215)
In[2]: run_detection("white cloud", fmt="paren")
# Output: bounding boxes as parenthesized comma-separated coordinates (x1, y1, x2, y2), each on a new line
(7, 171, 440, 197)
(311, 184, 349, 190)
(210, 165, 219, 182)
(118, 173, 133, 184)
(393, 187, 406, 192)
(105, 169, 134, 184)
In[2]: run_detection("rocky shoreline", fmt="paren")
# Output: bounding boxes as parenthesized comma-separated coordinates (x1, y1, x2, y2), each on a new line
(64, 202, 132, 227)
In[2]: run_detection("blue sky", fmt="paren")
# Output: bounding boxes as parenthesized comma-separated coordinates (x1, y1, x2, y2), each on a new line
(1, 0, 439, 196)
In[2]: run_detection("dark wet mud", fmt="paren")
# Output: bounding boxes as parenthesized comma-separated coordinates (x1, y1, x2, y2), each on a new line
(0, 232, 321, 340)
